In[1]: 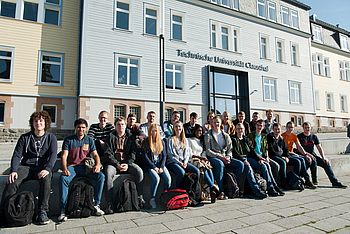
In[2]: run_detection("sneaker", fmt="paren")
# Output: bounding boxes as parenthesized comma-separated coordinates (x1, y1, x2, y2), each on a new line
(332, 182, 347, 189)
(37, 210, 50, 225)
(210, 188, 217, 203)
(149, 197, 157, 209)
(138, 195, 146, 208)
(267, 188, 279, 197)
(104, 204, 114, 215)
(275, 186, 285, 196)
(253, 190, 268, 200)
(312, 179, 318, 185)
(57, 210, 67, 222)
(304, 180, 317, 189)
(94, 205, 105, 216)
(217, 192, 228, 200)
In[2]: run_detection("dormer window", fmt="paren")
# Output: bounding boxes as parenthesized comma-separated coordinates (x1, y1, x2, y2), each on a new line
(312, 25, 323, 43)
(340, 34, 349, 51)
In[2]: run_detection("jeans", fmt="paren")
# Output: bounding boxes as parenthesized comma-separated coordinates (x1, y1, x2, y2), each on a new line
(289, 154, 311, 181)
(247, 158, 275, 190)
(269, 159, 281, 186)
(167, 162, 200, 188)
(312, 156, 338, 184)
(1, 166, 51, 212)
(105, 163, 144, 202)
(60, 165, 105, 209)
(148, 167, 171, 198)
(203, 169, 215, 188)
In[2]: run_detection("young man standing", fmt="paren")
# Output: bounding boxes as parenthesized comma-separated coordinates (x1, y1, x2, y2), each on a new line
(221, 111, 235, 136)
(1, 111, 57, 225)
(263, 109, 276, 134)
(232, 111, 250, 136)
(104, 117, 144, 214)
(249, 112, 259, 133)
(183, 112, 201, 138)
(281, 121, 316, 189)
(58, 118, 105, 222)
(139, 111, 164, 138)
(88, 111, 114, 165)
(298, 122, 347, 188)
(163, 111, 181, 138)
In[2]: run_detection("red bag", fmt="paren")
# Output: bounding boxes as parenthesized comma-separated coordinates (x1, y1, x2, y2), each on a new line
(159, 189, 189, 210)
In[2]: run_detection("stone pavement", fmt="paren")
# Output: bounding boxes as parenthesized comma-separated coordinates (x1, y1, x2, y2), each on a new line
(0, 175, 350, 234)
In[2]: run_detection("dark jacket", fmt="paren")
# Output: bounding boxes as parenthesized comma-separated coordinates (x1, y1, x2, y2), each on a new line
(183, 122, 200, 138)
(104, 131, 136, 167)
(142, 139, 167, 169)
(267, 133, 289, 159)
(231, 135, 261, 162)
(232, 119, 250, 136)
(247, 132, 268, 158)
(10, 132, 57, 173)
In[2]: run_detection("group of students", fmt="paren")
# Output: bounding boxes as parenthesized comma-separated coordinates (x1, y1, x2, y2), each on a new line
(0, 109, 347, 226)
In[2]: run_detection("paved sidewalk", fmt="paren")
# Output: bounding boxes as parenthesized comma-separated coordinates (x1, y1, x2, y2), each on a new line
(0, 176, 349, 234)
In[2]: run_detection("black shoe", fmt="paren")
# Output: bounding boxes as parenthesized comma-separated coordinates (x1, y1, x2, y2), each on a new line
(105, 204, 114, 215)
(275, 186, 285, 196)
(304, 180, 317, 189)
(210, 188, 217, 203)
(138, 196, 146, 208)
(37, 210, 50, 225)
(312, 179, 318, 185)
(332, 182, 347, 189)
(268, 188, 279, 197)
(254, 190, 267, 199)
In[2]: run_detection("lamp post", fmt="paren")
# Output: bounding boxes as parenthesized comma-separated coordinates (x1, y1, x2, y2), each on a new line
(159, 0, 165, 126)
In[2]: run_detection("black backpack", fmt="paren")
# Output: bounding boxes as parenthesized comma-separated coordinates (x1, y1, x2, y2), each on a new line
(4, 191, 35, 227)
(66, 178, 95, 218)
(223, 171, 240, 199)
(286, 171, 304, 191)
(114, 179, 140, 212)
(254, 172, 267, 192)
(181, 173, 202, 206)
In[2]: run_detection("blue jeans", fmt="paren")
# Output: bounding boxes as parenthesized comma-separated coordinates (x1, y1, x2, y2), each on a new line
(289, 154, 311, 181)
(203, 169, 215, 188)
(59, 165, 105, 209)
(314, 156, 338, 184)
(247, 157, 275, 190)
(167, 162, 200, 188)
(148, 167, 171, 198)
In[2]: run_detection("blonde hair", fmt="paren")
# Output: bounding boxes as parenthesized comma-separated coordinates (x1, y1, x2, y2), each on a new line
(148, 124, 163, 155)
(171, 121, 186, 148)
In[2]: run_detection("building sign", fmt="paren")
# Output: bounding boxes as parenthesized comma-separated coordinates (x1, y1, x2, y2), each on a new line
(176, 49, 269, 72)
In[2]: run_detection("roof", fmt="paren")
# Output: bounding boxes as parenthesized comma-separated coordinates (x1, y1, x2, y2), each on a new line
(281, 0, 311, 10)
(310, 16, 350, 36)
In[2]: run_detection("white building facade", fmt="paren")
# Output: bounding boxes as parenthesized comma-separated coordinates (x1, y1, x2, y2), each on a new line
(310, 16, 350, 131)
(78, 0, 315, 126)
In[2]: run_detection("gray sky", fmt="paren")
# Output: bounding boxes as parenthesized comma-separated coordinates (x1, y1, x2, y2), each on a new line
(301, 0, 350, 31)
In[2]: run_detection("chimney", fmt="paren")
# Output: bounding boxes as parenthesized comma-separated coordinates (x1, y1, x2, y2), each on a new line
(312, 14, 317, 21)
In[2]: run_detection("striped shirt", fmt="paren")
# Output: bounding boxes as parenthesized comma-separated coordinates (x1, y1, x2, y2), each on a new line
(88, 123, 114, 141)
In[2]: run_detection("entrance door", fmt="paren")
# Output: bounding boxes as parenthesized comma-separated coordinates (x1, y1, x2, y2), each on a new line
(208, 66, 250, 119)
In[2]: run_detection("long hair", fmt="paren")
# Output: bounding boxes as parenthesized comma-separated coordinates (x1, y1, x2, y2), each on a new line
(171, 121, 186, 148)
(148, 124, 163, 155)
(29, 111, 51, 132)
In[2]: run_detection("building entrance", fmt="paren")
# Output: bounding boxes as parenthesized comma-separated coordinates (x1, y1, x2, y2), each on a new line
(208, 66, 250, 119)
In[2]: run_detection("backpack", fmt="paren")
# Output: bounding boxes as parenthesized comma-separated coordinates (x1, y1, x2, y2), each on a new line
(181, 173, 202, 206)
(113, 179, 140, 213)
(254, 172, 267, 192)
(286, 171, 304, 191)
(4, 191, 35, 227)
(66, 178, 95, 218)
(159, 189, 189, 210)
(223, 171, 240, 199)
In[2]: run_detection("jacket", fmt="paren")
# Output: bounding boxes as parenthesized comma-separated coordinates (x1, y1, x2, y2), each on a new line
(247, 132, 268, 158)
(204, 129, 232, 158)
(267, 133, 289, 159)
(231, 135, 262, 162)
(142, 139, 167, 169)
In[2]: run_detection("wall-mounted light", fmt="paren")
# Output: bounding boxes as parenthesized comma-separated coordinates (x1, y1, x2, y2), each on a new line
(249, 89, 258, 95)
(190, 82, 200, 89)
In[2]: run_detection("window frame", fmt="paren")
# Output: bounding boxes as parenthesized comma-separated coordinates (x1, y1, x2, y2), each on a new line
(41, 104, 57, 127)
(340, 34, 349, 51)
(257, 0, 266, 18)
(281, 6, 290, 26)
(38, 51, 64, 86)
(315, 90, 320, 110)
(324, 57, 330, 77)
(259, 34, 270, 59)
(170, 10, 184, 41)
(290, 9, 299, 29)
(165, 62, 183, 91)
(263, 76, 277, 102)
(326, 92, 334, 111)
(0, 101, 4, 124)
(288, 80, 301, 104)
(23, 1, 39, 22)
(114, 104, 126, 119)
(0, 46, 15, 82)
(114, 54, 140, 87)
(275, 38, 285, 63)
(210, 20, 241, 53)
(312, 25, 323, 43)
(290, 42, 299, 66)
(114, 0, 130, 30)
(143, 4, 159, 36)
(44, 0, 61, 26)
(267, 1, 276, 21)
(340, 95, 348, 113)
(129, 105, 141, 123)
(0, 1, 16, 18)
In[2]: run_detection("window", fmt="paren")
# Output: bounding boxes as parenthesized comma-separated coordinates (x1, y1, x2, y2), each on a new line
(221, 27, 229, 50)
(297, 116, 303, 126)
(324, 58, 330, 77)
(263, 77, 277, 101)
(291, 43, 299, 66)
(345, 62, 350, 81)
(23, 2, 38, 22)
(115, 55, 139, 86)
(315, 90, 320, 110)
(212, 0, 239, 9)
(0, 47, 14, 81)
(260, 35, 269, 59)
(289, 81, 301, 104)
(267, 1, 276, 21)
(290, 9, 299, 28)
(39, 51, 64, 85)
(281, 6, 290, 26)
(276, 39, 285, 63)
(44, 0, 61, 25)
(339, 61, 346, 80)
(211, 21, 240, 52)
(312, 53, 329, 77)
(0, 102, 4, 124)
(115, 1, 129, 30)
(166, 63, 183, 90)
(326, 93, 334, 111)
(144, 6, 158, 35)
(257, 0, 266, 18)
(340, 34, 349, 51)
(178, 109, 185, 122)
(0, 1, 16, 18)
(42, 105, 57, 127)
(316, 54, 323, 75)
(312, 25, 323, 43)
(340, 95, 348, 113)
(114, 105, 126, 118)
(171, 13, 183, 40)
(129, 106, 141, 122)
